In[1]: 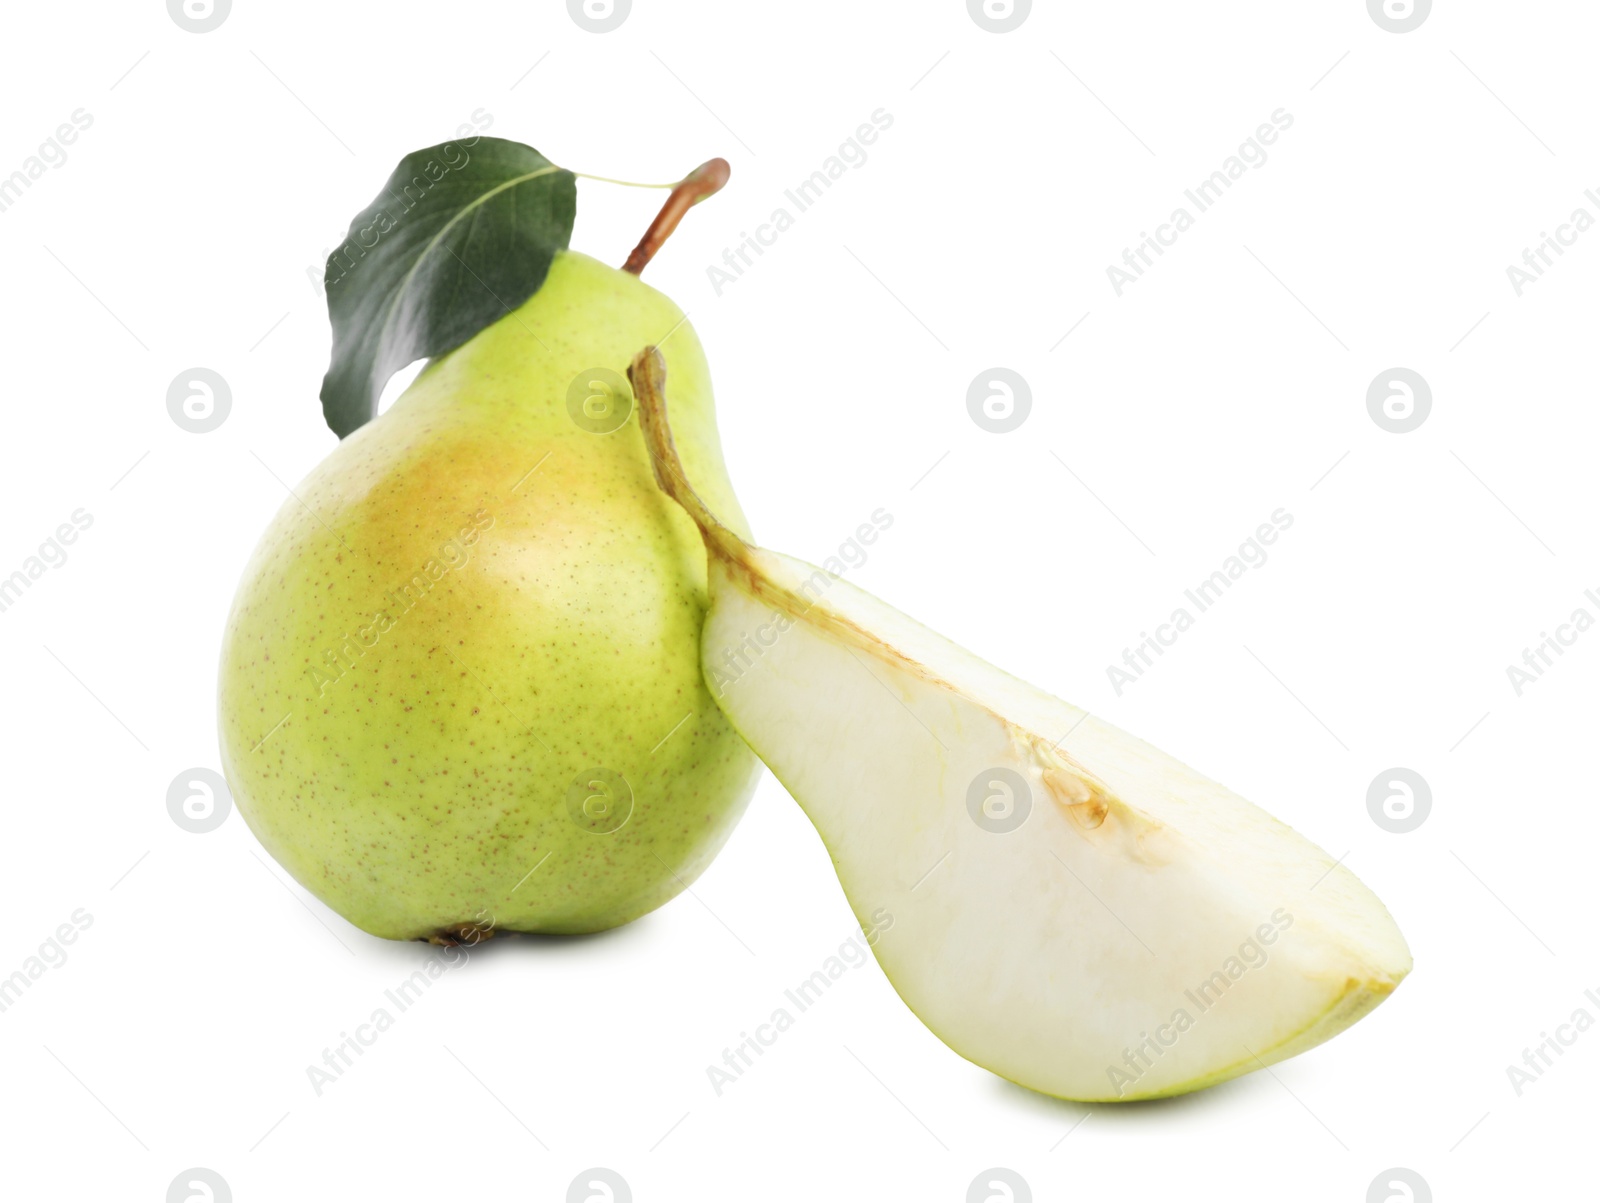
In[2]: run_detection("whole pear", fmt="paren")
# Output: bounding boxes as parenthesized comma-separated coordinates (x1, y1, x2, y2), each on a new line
(218, 251, 760, 940)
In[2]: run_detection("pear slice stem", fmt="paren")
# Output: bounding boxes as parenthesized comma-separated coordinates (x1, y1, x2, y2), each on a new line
(622, 159, 731, 275)
(629, 347, 747, 568)
(630, 347, 919, 672)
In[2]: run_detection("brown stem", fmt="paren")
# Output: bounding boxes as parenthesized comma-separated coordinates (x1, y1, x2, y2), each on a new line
(628, 347, 745, 565)
(630, 347, 934, 683)
(622, 158, 731, 275)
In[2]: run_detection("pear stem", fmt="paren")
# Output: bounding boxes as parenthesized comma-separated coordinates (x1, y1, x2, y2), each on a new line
(628, 347, 746, 565)
(631, 347, 946, 683)
(622, 158, 731, 275)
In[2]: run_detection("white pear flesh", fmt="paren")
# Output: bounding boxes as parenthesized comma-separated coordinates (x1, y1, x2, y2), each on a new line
(704, 551, 1410, 1101)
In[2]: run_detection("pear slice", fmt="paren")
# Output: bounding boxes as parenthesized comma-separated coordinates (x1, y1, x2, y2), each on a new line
(628, 349, 1410, 1102)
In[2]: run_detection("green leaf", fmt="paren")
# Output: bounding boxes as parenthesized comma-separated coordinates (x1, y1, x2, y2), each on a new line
(318, 137, 576, 438)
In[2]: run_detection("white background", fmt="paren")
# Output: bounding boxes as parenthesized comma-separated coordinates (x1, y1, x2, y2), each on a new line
(0, 1, 1591, 1199)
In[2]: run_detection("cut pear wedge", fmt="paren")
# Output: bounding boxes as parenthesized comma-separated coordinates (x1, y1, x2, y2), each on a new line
(629, 348, 1410, 1102)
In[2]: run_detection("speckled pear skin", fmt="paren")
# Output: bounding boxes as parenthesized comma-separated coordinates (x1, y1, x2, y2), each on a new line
(218, 251, 761, 940)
